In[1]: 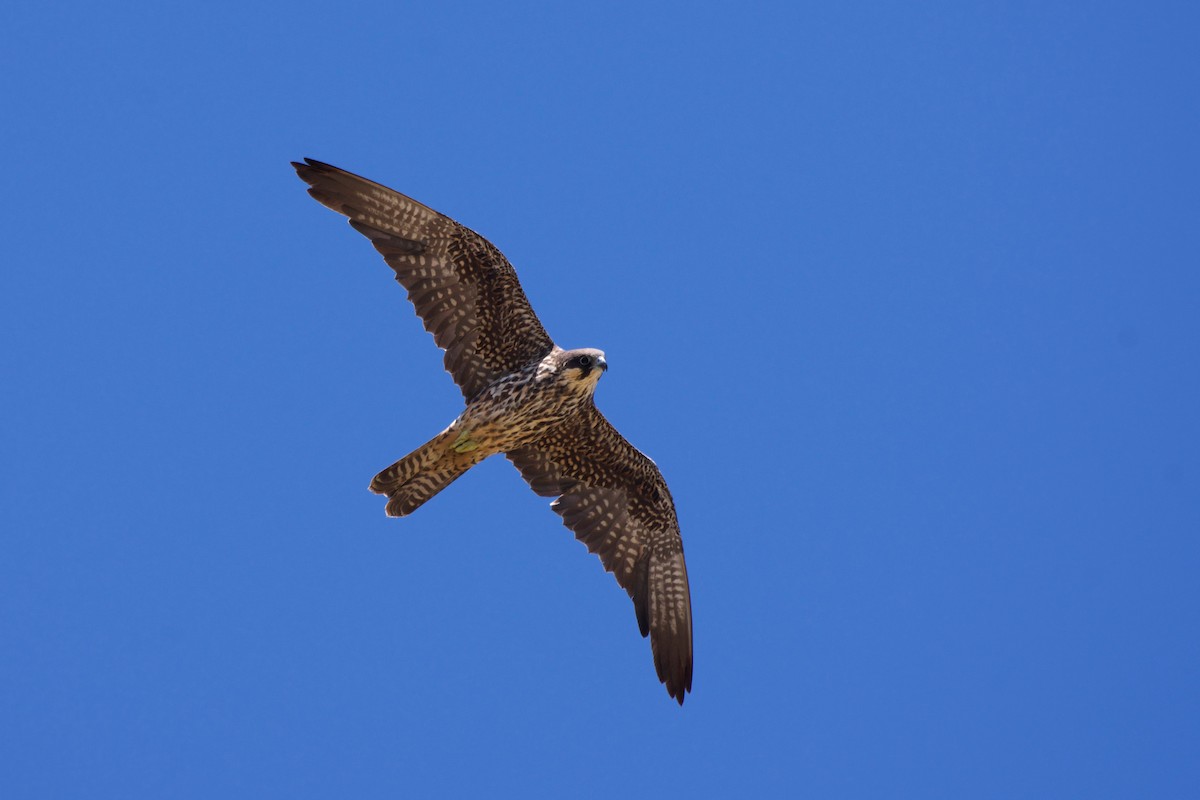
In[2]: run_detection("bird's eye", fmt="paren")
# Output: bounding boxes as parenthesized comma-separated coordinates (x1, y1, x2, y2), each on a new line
(577, 355, 592, 367)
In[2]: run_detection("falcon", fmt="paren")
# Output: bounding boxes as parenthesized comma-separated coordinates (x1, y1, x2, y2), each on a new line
(292, 159, 693, 704)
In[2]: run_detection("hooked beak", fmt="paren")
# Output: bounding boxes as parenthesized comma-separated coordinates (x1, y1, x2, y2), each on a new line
(596, 356, 608, 372)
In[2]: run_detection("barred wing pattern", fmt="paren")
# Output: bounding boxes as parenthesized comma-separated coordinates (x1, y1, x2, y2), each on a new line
(507, 405, 693, 704)
(292, 159, 554, 400)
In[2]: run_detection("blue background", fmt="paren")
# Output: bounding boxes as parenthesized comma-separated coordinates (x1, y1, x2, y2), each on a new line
(3, 2, 1197, 797)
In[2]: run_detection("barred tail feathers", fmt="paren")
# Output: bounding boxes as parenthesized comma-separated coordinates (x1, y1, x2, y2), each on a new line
(370, 431, 475, 517)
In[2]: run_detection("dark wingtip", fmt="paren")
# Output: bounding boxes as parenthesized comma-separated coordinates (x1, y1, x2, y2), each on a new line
(657, 636, 692, 706)
(669, 668, 692, 706)
(292, 158, 336, 183)
(667, 675, 690, 706)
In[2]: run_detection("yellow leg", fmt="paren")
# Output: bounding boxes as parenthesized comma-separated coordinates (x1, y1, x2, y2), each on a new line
(451, 429, 479, 454)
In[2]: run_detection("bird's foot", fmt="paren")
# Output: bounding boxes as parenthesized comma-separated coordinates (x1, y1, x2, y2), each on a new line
(451, 429, 480, 453)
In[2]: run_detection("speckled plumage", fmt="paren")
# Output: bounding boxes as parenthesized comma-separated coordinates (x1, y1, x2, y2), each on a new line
(293, 159, 693, 705)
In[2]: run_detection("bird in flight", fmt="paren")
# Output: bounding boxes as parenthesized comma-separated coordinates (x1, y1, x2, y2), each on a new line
(292, 159, 693, 704)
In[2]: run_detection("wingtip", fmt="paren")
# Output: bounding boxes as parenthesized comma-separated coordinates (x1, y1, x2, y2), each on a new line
(667, 670, 692, 706)
(292, 157, 336, 179)
(656, 640, 693, 706)
(291, 159, 315, 184)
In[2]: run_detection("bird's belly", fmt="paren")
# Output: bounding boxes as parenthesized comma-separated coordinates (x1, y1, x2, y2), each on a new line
(448, 392, 574, 456)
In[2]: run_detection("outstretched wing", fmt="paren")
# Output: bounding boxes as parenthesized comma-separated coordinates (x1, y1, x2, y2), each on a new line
(293, 158, 555, 400)
(507, 405, 693, 704)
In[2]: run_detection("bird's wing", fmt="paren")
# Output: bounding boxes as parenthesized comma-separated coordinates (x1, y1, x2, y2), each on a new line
(293, 158, 555, 400)
(506, 405, 693, 704)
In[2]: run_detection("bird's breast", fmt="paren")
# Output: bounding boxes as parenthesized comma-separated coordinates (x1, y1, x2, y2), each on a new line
(453, 378, 579, 454)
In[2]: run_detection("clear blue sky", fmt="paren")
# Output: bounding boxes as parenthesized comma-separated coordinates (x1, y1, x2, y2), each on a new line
(2, 2, 1197, 797)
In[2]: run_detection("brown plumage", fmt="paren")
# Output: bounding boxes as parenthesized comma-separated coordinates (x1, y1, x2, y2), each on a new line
(293, 158, 693, 704)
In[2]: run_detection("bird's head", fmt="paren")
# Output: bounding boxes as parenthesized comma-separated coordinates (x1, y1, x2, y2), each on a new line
(553, 348, 608, 392)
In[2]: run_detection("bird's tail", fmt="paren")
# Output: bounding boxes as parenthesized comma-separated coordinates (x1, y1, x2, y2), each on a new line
(370, 430, 477, 517)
